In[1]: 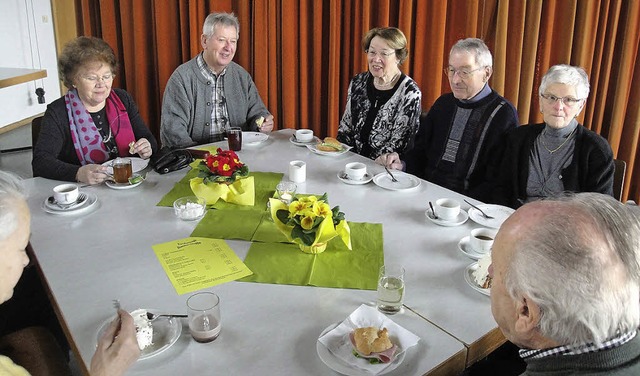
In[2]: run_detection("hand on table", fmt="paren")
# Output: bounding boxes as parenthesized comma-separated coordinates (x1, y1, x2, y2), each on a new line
(130, 138, 153, 159)
(76, 164, 109, 185)
(258, 115, 274, 133)
(90, 309, 141, 376)
(375, 152, 404, 170)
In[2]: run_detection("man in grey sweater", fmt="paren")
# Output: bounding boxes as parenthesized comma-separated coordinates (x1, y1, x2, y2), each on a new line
(490, 192, 640, 375)
(161, 12, 274, 149)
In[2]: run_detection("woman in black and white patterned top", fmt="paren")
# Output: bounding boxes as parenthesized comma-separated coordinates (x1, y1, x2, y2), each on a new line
(337, 27, 422, 160)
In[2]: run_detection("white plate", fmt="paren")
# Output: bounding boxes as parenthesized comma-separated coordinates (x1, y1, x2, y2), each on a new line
(41, 193, 98, 215)
(373, 172, 421, 192)
(458, 236, 490, 260)
(96, 311, 182, 361)
(105, 175, 144, 190)
(289, 135, 320, 146)
(337, 171, 373, 185)
(467, 204, 515, 229)
(425, 208, 468, 226)
(242, 131, 269, 145)
(464, 263, 490, 296)
(306, 142, 352, 156)
(316, 322, 405, 376)
(102, 157, 149, 175)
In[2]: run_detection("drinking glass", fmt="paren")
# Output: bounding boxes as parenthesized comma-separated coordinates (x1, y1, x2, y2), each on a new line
(276, 182, 297, 204)
(112, 158, 132, 183)
(377, 264, 405, 314)
(187, 292, 221, 343)
(226, 127, 242, 151)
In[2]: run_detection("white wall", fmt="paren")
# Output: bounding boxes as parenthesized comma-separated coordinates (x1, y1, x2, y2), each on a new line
(0, 0, 60, 130)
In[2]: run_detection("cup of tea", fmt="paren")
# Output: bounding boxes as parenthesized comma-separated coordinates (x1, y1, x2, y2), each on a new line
(187, 292, 221, 343)
(344, 162, 367, 180)
(470, 228, 498, 254)
(377, 263, 405, 314)
(295, 129, 314, 143)
(227, 127, 242, 151)
(112, 158, 133, 184)
(434, 198, 461, 221)
(53, 184, 79, 205)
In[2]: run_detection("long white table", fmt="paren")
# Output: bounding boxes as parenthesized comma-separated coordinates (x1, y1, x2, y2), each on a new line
(26, 129, 503, 375)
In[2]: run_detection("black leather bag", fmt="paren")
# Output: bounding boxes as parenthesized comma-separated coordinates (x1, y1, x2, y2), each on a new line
(152, 148, 193, 174)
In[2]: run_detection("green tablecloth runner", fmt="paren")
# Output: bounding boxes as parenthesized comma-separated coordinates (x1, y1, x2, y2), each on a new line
(156, 167, 283, 211)
(238, 222, 383, 290)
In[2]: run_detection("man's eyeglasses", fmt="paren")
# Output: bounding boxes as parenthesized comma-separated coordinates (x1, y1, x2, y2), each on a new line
(540, 93, 584, 107)
(366, 50, 395, 59)
(443, 67, 483, 80)
(80, 73, 115, 83)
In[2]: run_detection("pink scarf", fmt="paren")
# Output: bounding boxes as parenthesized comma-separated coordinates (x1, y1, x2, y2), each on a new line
(65, 89, 136, 165)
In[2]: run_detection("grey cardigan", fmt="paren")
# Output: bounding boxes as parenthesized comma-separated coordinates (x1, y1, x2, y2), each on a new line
(160, 56, 270, 149)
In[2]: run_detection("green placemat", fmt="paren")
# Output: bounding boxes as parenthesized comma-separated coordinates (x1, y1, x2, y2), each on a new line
(190, 210, 266, 240)
(238, 222, 383, 290)
(157, 168, 283, 211)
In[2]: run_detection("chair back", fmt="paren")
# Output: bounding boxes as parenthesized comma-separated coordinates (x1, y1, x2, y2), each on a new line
(613, 159, 626, 201)
(31, 116, 44, 147)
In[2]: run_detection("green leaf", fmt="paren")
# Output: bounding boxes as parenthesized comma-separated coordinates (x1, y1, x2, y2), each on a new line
(275, 209, 290, 224)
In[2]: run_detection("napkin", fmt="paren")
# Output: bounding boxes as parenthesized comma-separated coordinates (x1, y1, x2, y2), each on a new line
(318, 304, 420, 374)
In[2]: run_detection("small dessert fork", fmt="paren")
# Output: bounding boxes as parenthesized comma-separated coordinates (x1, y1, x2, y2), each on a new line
(464, 199, 494, 219)
(146, 312, 187, 322)
(384, 166, 399, 182)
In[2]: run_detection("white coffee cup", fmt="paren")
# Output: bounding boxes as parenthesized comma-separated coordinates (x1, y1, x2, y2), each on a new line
(289, 160, 306, 183)
(295, 129, 314, 143)
(470, 228, 498, 254)
(434, 198, 460, 221)
(53, 184, 79, 205)
(344, 162, 367, 180)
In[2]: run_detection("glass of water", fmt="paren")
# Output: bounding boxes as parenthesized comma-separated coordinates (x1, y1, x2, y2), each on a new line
(377, 264, 405, 314)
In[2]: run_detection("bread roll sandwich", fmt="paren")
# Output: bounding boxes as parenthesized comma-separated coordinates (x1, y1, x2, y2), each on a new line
(349, 327, 398, 364)
(129, 141, 136, 154)
(316, 137, 343, 152)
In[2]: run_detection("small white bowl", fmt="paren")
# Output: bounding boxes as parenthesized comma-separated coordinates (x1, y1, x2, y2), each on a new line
(173, 196, 206, 221)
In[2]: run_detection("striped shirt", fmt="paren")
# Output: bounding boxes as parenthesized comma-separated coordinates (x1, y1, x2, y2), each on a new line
(520, 330, 637, 360)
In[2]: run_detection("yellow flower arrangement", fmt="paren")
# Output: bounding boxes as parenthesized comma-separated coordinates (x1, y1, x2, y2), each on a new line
(270, 193, 351, 254)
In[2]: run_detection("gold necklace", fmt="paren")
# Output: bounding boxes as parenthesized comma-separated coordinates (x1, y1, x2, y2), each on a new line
(540, 127, 577, 154)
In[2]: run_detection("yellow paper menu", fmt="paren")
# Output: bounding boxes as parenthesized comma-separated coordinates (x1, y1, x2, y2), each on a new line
(152, 237, 253, 295)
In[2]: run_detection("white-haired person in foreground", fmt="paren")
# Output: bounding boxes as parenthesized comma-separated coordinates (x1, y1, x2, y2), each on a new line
(490, 192, 640, 375)
(0, 170, 140, 375)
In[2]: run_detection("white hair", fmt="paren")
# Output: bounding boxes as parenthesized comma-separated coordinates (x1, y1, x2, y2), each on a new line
(450, 38, 493, 68)
(505, 193, 640, 345)
(0, 170, 26, 241)
(202, 12, 239, 38)
(539, 64, 590, 99)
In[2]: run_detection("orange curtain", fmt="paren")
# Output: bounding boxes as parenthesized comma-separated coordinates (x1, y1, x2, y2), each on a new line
(72, 0, 640, 202)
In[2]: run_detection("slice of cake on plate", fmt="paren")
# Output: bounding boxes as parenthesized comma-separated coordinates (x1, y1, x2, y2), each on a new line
(473, 253, 492, 289)
(130, 309, 153, 350)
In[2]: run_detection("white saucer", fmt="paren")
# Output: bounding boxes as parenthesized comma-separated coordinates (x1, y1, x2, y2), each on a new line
(289, 135, 320, 146)
(306, 142, 352, 156)
(425, 208, 468, 226)
(464, 263, 490, 296)
(243, 131, 269, 145)
(372, 171, 421, 191)
(458, 236, 489, 260)
(105, 175, 144, 190)
(467, 204, 515, 229)
(337, 171, 373, 185)
(42, 193, 98, 215)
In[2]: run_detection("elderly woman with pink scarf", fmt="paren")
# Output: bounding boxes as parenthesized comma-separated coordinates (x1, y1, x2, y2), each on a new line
(33, 37, 157, 185)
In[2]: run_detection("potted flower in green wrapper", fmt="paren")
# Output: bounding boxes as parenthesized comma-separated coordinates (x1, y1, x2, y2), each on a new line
(269, 193, 351, 254)
(190, 148, 255, 205)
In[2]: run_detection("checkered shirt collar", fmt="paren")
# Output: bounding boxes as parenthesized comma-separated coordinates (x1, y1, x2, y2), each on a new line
(519, 330, 637, 360)
(196, 52, 227, 79)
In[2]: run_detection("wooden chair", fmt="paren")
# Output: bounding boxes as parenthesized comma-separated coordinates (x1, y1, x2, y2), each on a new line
(613, 159, 626, 201)
(31, 116, 43, 148)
